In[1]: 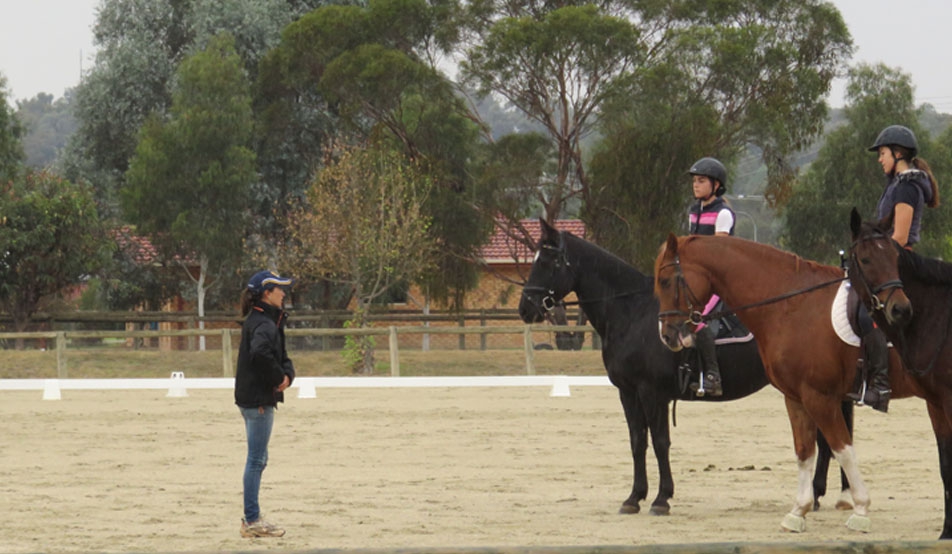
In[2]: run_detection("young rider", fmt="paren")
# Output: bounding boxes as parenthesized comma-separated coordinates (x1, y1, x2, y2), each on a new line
(851, 125, 939, 412)
(686, 157, 735, 396)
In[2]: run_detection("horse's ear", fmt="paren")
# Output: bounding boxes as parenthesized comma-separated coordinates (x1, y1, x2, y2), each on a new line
(539, 217, 556, 241)
(850, 207, 862, 239)
(665, 233, 678, 256)
(877, 209, 895, 234)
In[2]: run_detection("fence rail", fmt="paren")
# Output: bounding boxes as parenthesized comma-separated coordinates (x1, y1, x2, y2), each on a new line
(0, 324, 597, 379)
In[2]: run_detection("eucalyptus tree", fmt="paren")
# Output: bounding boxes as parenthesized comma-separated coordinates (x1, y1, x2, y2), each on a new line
(263, 0, 494, 307)
(0, 75, 24, 183)
(460, 1, 851, 270)
(64, 0, 324, 218)
(123, 34, 256, 344)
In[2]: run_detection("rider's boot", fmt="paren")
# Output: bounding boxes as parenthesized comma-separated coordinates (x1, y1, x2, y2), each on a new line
(693, 327, 723, 397)
(861, 328, 890, 413)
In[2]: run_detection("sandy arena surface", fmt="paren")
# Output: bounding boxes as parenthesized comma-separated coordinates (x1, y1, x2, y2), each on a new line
(0, 383, 943, 552)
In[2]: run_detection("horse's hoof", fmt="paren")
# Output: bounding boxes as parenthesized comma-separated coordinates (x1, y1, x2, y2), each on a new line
(619, 503, 640, 514)
(846, 514, 871, 533)
(781, 513, 806, 533)
(812, 499, 821, 512)
(649, 504, 670, 516)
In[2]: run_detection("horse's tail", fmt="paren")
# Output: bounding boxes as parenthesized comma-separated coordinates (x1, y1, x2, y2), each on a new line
(671, 399, 678, 427)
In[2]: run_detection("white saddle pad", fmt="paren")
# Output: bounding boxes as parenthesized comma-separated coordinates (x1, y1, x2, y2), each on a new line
(831, 280, 861, 347)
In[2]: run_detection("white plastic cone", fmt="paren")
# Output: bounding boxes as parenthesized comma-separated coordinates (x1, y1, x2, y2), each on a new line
(42, 379, 61, 400)
(549, 376, 571, 397)
(167, 372, 188, 397)
(297, 380, 316, 399)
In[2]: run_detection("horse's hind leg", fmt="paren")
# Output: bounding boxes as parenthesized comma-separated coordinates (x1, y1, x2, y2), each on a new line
(618, 388, 649, 514)
(812, 401, 854, 512)
(804, 396, 871, 531)
(813, 430, 832, 511)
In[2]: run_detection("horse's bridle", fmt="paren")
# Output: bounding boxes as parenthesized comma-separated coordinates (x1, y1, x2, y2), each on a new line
(848, 231, 905, 313)
(522, 233, 573, 314)
(657, 255, 707, 329)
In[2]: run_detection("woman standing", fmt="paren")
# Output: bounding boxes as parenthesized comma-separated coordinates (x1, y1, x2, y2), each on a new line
(235, 270, 296, 538)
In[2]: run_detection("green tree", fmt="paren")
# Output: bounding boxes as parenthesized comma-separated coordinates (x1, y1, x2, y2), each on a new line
(265, 0, 492, 307)
(0, 171, 109, 341)
(16, 91, 78, 169)
(123, 34, 256, 344)
(452, 0, 853, 271)
(64, 0, 323, 217)
(461, 1, 643, 222)
(284, 141, 437, 373)
(0, 75, 24, 183)
(782, 63, 952, 263)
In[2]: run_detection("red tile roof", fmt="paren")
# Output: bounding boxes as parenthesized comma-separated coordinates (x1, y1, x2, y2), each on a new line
(479, 219, 586, 264)
(112, 226, 160, 265)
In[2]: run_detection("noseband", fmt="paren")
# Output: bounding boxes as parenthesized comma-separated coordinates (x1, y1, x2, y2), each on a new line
(849, 232, 904, 312)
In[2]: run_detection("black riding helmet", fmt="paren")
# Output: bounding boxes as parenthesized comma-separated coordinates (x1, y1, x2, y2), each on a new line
(868, 125, 918, 157)
(689, 157, 728, 197)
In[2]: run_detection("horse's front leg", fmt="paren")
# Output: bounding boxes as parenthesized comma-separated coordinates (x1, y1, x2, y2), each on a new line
(644, 393, 673, 515)
(926, 400, 952, 539)
(801, 393, 871, 532)
(618, 386, 649, 514)
(781, 395, 819, 533)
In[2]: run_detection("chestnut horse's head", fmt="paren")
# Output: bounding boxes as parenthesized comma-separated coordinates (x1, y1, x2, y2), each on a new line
(848, 207, 913, 327)
(519, 218, 576, 324)
(653, 234, 715, 351)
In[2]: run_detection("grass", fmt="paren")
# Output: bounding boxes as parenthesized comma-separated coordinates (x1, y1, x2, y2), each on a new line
(0, 348, 607, 379)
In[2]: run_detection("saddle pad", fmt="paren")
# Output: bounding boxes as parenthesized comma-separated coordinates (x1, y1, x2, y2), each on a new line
(832, 281, 861, 347)
(713, 332, 754, 346)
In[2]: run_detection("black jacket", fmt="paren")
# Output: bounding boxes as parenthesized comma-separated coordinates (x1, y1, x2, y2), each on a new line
(235, 302, 296, 408)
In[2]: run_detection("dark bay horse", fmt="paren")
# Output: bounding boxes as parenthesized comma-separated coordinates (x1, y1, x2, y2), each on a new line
(848, 208, 952, 539)
(518, 219, 849, 516)
(653, 233, 916, 534)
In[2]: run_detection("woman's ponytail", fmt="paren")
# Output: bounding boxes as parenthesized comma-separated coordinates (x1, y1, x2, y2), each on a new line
(912, 157, 940, 208)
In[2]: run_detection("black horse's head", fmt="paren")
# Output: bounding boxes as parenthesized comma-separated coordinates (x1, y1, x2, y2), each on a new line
(848, 207, 913, 327)
(519, 218, 576, 323)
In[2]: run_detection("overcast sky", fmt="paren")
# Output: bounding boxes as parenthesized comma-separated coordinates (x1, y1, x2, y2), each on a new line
(2, 0, 951, 112)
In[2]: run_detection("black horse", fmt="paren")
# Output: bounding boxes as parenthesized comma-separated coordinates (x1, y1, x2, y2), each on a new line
(518, 219, 851, 515)
(848, 208, 952, 539)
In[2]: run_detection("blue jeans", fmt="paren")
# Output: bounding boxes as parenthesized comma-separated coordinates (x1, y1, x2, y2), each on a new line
(240, 406, 274, 523)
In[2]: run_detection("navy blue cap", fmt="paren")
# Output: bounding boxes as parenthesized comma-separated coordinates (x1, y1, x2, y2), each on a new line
(247, 270, 295, 294)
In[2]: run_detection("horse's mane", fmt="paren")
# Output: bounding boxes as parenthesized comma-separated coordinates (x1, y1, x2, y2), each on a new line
(561, 232, 654, 291)
(898, 247, 952, 286)
(683, 235, 840, 277)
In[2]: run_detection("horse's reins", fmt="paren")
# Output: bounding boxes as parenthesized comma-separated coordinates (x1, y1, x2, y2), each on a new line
(657, 254, 846, 326)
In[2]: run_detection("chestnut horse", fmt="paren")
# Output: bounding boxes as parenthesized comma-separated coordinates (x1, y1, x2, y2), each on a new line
(519, 219, 851, 516)
(654, 233, 916, 534)
(848, 207, 952, 539)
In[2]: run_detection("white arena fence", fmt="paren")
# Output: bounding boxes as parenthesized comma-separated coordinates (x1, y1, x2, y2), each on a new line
(0, 374, 613, 400)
